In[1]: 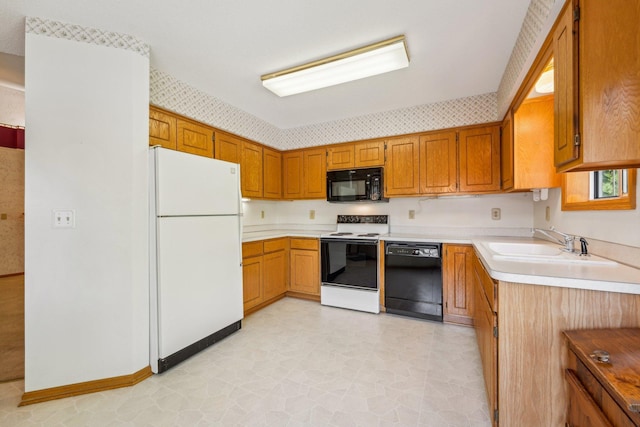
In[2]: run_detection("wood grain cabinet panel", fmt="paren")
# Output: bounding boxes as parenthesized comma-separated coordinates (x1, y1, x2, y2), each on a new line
(458, 125, 501, 193)
(263, 250, 287, 301)
(242, 255, 263, 312)
(214, 132, 242, 164)
(327, 145, 354, 170)
(384, 136, 420, 196)
(303, 148, 327, 199)
(282, 151, 304, 199)
(500, 111, 514, 191)
(263, 147, 282, 199)
(241, 141, 263, 199)
(555, 0, 640, 171)
(419, 131, 457, 194)
(149, 107, 177, 149)
(354, 140, 385, 167)
(176, 119, 214, 158)
(289, 238, 319, 296)
(443, 244, 474, 326)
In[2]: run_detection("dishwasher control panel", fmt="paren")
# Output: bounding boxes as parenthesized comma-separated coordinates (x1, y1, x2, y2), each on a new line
(385, 243, 440, 258)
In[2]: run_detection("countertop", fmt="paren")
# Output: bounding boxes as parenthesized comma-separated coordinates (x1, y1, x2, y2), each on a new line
(242, 228, 640, 295)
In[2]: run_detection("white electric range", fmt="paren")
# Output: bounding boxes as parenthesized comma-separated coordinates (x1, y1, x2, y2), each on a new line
(319, 215, 389, 313)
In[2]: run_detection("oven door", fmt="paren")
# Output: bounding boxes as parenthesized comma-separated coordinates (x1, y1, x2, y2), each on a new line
(321, 239, 378, 290)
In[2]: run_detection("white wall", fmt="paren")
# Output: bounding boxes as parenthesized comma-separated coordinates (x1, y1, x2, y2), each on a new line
(533, 180, 640, 248)
(0, 86, 25, 127)
(244, 192, 535, 235)
(24, 31, 149, 391)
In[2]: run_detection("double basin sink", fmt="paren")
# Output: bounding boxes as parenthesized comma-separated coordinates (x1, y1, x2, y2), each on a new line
(481, 241, 617, 266)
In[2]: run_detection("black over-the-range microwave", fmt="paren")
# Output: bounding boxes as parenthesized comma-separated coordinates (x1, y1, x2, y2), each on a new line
(326, 167, 388, 203)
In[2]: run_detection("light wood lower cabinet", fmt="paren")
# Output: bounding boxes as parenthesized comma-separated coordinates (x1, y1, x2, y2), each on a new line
(442, 244, 474, 326)
(242, 238, 288, 315)
(289, 238, 320, 296)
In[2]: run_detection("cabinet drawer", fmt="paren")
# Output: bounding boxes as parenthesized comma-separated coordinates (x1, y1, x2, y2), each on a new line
(565, 369, 613, 427)
(263, 238, 287, 253)
(242, 241, 263, 258)
(290, 238, 318, 251)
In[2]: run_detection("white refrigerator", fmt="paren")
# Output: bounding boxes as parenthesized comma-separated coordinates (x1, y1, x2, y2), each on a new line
(149, 146, 243, 373)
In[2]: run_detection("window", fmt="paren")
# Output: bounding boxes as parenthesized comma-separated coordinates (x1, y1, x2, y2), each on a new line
(562, 169, 636, 211)
(591, 169, 628, 199)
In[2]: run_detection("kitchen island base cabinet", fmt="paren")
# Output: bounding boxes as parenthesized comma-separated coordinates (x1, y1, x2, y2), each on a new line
(288, 238, 320, 300)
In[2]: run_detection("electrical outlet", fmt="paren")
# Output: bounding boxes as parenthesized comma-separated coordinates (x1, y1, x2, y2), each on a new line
(309, 210, 315, 220)
(261, 210, 265, 219)
(53, 209, 75, 228)
(491, 208, 501, 221)
(408, 210, 415, 219)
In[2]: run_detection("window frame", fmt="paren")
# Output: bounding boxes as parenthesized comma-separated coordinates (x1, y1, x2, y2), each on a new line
(561, 169, 636, 211)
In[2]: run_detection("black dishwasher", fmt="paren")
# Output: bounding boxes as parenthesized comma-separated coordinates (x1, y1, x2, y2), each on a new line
(384, 242, 443, 321)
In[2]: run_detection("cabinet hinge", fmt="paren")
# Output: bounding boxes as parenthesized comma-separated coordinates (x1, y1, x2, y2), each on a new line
(574, 133, 581, 147)
(494, 409, 499, 423)
(573, 5, 580, 22)
(493, 326, 498, 338)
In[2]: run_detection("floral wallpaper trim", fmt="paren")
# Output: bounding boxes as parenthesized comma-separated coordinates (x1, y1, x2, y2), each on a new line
(25, 17, 150, 58)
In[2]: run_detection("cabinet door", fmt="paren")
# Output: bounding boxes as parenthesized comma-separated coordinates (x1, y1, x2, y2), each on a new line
(290, 249, 319, 295)
(214, 132, 242, 164)
(149, 107, 177, 149)
(242, 255, 263, 312)
(384, 136, 420, 196)
(458, 125, 500, 193)
(176, 119, 214, 158)
(501, 112, 514, 191)
(303, 148, 327, 199)
(354, 140, 385, 167)
(419, 131, 457, 194)
(553, 2, 579, 169)
(241, 141, 263, 199)
(282, 151, 304, 199)
(263, 147, 282, 200)
(474, 280, 498, 427)
(327, 145, 354, 170)
(443, 245, 474, 326)
(263, 250, 287, 301)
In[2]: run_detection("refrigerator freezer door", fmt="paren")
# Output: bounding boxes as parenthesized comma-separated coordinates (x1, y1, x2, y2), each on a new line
(154, 147, 240, 216)
(153, 215, 243, 362)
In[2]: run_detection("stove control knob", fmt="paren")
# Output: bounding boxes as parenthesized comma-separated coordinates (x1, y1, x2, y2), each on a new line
(412, 249, 421, 256)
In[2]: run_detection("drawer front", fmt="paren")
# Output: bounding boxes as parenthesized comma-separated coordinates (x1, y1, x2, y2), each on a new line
(242, 241, 263, 258)
(290, 238, 318, 251)
(263, 238, 288, 253)
(565, 369, 613, 427)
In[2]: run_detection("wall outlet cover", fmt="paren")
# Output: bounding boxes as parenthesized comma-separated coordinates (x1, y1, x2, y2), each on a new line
(491, 208, 501, 220)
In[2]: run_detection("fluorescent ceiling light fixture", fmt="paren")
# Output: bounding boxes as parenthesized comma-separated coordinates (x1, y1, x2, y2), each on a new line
(261, 35, 409, 97)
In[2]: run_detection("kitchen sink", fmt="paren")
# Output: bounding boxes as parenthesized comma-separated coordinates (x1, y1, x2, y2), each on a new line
(483, 241, 618, 266)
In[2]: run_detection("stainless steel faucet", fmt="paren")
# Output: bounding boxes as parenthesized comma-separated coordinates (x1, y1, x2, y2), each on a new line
(532, 227, 576, 253)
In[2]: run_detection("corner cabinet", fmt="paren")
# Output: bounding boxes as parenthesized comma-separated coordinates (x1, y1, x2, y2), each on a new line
(442, 244, 474, 326)
(554, 0, 640, 171)
(263, 147, 282, 199)
(242, 238, 288, 315)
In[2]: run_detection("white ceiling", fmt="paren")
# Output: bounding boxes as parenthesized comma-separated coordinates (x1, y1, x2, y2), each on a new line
(0, 0, 531, 129)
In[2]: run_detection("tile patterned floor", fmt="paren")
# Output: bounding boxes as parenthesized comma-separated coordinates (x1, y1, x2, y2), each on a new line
(0, 298, 491, 426)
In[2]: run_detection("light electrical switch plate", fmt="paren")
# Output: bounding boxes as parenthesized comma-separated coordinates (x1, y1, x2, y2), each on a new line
(309, 210, 315, 220)
(261, 210, 265, 219)
(545, 206, 551, 221)
(408, 210, 415, 219)
(53, 209, 75, 228)
(491, 208, 501, 221)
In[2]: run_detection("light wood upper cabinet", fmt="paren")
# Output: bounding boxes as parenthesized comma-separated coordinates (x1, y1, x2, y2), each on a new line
(384, 136, 420, 196)
(303, 148, 327, 199)
(501, 112, 514, 191)
(458, 125, 501, 193)
(554, 0, 640, 171)
(176, 119, 214, 158)
(513, 96, 560, 190)
(354, 140, 385, 167)
(327, 145, 355, 170)
(241, 140, 263, 199)
(149, 107, 177, 150)
(263, 147, 282, 199)
(419, 131, 457, 194)
(214, 132, 242, 164)
(282, 151, 304, 199)
(443, 244, 474, 326)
